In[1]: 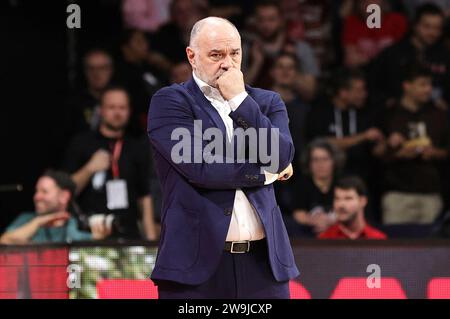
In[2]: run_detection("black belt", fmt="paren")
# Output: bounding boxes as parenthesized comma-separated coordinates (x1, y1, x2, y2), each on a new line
(224, 238, 266, 253)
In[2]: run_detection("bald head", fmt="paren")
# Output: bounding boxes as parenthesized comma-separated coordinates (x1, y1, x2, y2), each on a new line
(186, 16, 242, 87)
(189, 17, 240, 49)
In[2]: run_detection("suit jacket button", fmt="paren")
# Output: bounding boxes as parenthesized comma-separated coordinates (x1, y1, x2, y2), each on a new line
(224, 208, 233, 216)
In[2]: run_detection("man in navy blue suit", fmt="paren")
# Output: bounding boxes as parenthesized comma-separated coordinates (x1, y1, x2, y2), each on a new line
(147, 16, 300, 299)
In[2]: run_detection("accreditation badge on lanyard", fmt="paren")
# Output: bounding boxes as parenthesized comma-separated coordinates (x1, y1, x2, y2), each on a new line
(106, 139, 129, 210)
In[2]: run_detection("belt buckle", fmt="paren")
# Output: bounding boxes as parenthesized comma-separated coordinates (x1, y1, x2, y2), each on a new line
(230, 240, 250, 253)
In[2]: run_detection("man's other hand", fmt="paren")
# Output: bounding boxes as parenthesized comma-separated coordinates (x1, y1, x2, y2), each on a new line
(277, 163, 293, 181)
(87, 149, 111, 173)
(90, 217, 113, 240)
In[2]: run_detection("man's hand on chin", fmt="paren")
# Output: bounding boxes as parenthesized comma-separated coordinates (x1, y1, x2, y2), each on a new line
(216, 68, 245, 101)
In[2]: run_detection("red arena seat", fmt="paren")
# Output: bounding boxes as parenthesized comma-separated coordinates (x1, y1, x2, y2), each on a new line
(427, 278, 450, 299)
(289, 280, 311, 299)
(97, 279, 158, 299)
(330, 277, 407, 299)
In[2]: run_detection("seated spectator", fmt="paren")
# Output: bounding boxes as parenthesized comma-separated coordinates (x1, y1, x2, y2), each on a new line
(370, 3, 450, 109)
(150, 0, 208, 64)
(342, 0, 407, 68)
(208, 0, 249, 27)
(376, 66, 449, 224)
(271, 53, 310, 168)
(270, 53, 311, 217)
(280, 0, 334, 69)
(63, 86, 158, 240)
(0, 170, 110, 244)
(116, 29, 168, 135)
(242, 0, 319, 100)
(291, 139, 344, 237)
(65, 48, 114, 138)
(402, 0, 450, 20)
(319, 176, 387, 239)
(306, 68, 385, 181)
(122, 0, 170, 33)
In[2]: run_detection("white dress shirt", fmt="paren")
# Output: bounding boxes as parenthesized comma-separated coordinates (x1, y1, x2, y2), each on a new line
(192, 72, 278, 241)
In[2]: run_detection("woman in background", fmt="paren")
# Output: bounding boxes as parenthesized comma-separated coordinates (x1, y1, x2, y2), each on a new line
(290, 138, 345, 237)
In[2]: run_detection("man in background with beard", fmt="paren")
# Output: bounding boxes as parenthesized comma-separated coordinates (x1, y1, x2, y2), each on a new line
(319, 176, 387, 239)
(0, 170, 109, 244)
(63, 86, 158, 240)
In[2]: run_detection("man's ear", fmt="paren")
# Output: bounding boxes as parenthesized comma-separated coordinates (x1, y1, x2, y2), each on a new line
(360, 196, 368, 209)
(186, 47, 196, 68)
(60, 190, 71, 208)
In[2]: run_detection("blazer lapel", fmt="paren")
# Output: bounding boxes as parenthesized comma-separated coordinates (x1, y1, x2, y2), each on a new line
(185, 78, 227, 137)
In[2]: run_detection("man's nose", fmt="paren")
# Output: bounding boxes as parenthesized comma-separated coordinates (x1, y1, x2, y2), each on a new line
(221, 55, 234, 69)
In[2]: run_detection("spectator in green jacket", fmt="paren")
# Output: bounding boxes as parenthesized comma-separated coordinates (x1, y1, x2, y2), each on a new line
(0, 170, 111, 244)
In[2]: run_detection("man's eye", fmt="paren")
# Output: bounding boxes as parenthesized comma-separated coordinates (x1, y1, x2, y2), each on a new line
(211, 54, 221, 59)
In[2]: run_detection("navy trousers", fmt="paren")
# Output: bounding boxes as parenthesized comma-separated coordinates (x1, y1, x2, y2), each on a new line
(154, 238, 290, 299)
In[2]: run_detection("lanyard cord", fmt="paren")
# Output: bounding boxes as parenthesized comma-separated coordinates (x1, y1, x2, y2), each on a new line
(110, 139, 123, 179)
(334, 108, 357, 137)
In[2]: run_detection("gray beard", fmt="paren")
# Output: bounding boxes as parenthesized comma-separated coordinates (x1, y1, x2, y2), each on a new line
(195, 69, 223, 88)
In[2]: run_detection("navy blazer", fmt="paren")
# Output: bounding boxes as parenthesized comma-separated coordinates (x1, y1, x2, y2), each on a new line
(147, 78, 300, 285)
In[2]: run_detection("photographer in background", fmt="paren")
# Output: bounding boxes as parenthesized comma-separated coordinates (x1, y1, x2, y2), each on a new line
(63, 86, 158, 241)
(0, 170, 109, 244)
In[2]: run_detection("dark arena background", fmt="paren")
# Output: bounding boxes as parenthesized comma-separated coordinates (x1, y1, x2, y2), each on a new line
(2, 0, 450, 302)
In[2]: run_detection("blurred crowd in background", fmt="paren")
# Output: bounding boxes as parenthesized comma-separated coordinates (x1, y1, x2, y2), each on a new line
(2, 0, 450, 244)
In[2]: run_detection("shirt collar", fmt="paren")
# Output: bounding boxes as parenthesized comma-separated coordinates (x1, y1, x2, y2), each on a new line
(337, 223, 367, 239)
(192, 71, 224, 102)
